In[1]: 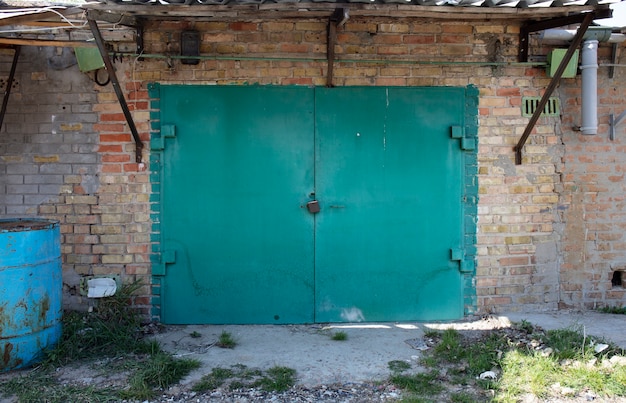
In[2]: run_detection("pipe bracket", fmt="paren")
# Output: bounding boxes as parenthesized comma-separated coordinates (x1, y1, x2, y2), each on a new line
(610, 110, 626, 141)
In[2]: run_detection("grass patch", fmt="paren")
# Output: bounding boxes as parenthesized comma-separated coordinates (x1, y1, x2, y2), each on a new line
(44, 281, 147, 366)
(391, 323, 626, 403)
(0, 281, 199, 403)
(388, 360, 411, 373)
(254, 366, 297, 392)
(120, 352, 200, 400)
(331, 331, 348, 341)
(450, 391, 479, 403)
(216, 331, 237, 349)
(598, 306, 626, 315)
(390, 370, 444, 395)
(0, 369, 119, 403)
(192, 364, 296, 393)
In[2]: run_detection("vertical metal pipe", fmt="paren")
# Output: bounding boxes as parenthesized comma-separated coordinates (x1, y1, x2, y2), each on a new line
(580, 39, 598, 135)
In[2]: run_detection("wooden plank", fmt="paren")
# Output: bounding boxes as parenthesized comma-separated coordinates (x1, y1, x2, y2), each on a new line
(83, 2, 600, 20)
(0, 37, 96, 48)
(0, 7, 84, 27)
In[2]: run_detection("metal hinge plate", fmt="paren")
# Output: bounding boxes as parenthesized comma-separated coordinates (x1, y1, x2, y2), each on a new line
(153, 249, 176, 276)
(150, 124, 176, 151)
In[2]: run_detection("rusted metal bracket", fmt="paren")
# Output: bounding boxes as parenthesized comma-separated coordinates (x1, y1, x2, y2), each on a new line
(326, 7, 349, 88)
(514, 12, 595, 165)
(609, 42, 618, 79)
(88, 17, 144, 163)
(0, 45, 20, 132)
(518, 8, 611, 63)
(136, 19, 144, 58)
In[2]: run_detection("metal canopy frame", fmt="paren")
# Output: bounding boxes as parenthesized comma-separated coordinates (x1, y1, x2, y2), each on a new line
(0, 45, 20, 132)
(514, 10, 609, 165)
(518, 8, 611, 63)
(326, 7, 348, 88)
(88, 16, 144, 164)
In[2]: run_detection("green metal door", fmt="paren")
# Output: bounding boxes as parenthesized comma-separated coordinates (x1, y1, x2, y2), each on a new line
(154, 85, 471, 324)
(314, 87, 465, 322)
(157, 86, 315, 324)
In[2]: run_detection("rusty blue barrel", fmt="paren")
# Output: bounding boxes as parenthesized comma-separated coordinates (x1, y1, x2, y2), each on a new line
(0, 218, 62, 371)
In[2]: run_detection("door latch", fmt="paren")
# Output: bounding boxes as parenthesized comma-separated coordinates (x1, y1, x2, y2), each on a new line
(306, 200, 320, 214)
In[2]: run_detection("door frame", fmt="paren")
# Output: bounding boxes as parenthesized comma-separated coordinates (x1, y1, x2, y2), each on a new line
(147, 83, 479, 323)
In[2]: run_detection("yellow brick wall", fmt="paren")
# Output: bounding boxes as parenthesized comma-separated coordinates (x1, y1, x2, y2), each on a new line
(3, 15, 624, 316)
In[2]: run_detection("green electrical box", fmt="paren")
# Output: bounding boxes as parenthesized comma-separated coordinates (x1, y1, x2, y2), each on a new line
(75, 47, 105, 72)
(547, 49, 579, 78)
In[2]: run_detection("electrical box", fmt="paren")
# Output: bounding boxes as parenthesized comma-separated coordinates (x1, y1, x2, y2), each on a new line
(547, 49, 579, 78)
(75, 47, 105, 72)
(181, 31, 200, 65)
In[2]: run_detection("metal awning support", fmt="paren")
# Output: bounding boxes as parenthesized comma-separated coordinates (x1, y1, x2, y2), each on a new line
(518, 8, 611, 62)
(88, 17, 144, 164)
(0, 45, 20, 132)
(514, 12, 594, 165)
(326, 7, 349, 88)
(609, 110, 626, 141)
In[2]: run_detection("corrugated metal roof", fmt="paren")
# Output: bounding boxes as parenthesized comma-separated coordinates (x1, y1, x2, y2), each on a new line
(1, 0, 615, 8)
(93, 0, 618, 6)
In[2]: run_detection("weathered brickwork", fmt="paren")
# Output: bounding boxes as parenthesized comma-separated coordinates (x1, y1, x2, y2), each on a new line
(557, 59, 626, 310)
(1, 15, 625, 316)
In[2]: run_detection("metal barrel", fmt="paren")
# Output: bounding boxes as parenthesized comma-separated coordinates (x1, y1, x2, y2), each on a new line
(0, 218, 62, 372)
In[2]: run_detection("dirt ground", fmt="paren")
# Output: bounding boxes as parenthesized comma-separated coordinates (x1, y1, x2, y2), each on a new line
(2, 311, 626, 402)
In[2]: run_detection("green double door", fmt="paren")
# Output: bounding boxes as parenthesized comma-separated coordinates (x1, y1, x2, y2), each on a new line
(157, 86, 466, 324)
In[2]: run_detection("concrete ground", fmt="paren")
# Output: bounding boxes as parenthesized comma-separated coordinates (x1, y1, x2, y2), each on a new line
(151, 311, 626, 387)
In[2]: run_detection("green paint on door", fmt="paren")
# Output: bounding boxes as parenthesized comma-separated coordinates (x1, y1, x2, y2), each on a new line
(158, 86, 315, 324)
(154, 85, 473, 324)
(315, 87, 464, 322)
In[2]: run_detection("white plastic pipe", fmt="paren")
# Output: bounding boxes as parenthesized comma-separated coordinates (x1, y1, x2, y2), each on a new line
(580, 39, 598, 135)
(540, 29, 626, 43)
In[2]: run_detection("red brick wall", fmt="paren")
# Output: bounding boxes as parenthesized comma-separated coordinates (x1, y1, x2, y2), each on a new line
(2, 15, 625, 316)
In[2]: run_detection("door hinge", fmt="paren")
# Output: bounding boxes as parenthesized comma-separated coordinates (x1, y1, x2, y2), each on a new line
(450, 126, 464, 139)
(150, 124, 176, 151)
(153, 249, 176, 276)
(450, 126, 476, 151)
(450, 248, 472, 273)
(461, 138, 476, 151)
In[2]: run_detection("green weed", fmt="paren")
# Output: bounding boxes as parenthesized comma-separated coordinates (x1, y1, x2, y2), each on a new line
(388, 360, 411, 373)
(450, 391, 480, 403)
(216, 331, 237, 349)
(193, 367, 237, 391)
(44, 281, 146, 366)
(193, 364, 296, 393)
(0, 368, 119, 403)
(331, 331, 348, 341)
(390, 370, 444, 395)
(514, 319, 534, 333)
(254, 366, 297, 392)
(598, 306, 626, 315)
(0, 281, 199, 403)
(120, 352, 200, 400)
(392, 322, 626, 403)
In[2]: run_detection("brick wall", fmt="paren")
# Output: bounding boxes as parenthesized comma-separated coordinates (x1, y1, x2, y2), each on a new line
(557, 51, 626, 310)
(0, 45, 151, 312)
(1, 14, 625, 316)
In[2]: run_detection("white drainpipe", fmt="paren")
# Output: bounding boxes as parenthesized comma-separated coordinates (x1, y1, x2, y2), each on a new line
(540, 29, 626, 135)
(580, 39, 598, 135)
